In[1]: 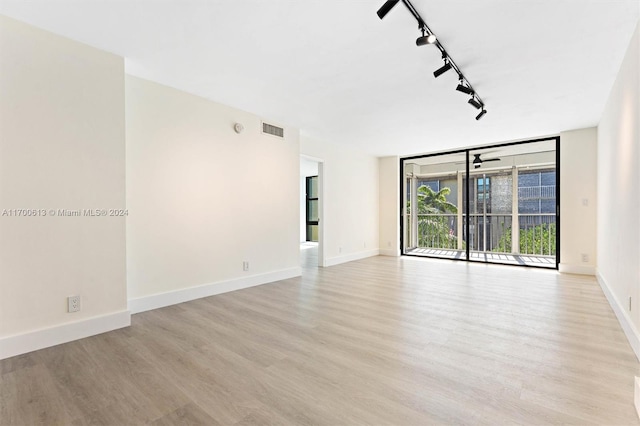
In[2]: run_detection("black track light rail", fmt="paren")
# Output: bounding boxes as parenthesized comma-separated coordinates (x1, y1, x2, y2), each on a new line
(378, 0, 486, 117)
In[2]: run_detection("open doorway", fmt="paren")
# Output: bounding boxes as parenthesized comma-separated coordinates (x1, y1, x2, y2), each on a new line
(300, 156, 324, 268)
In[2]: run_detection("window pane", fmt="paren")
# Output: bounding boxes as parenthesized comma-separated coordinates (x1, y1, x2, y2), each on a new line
(307, 199, 318, 221)
(540, 171, 555, 186)
(307, 225, 318, 242)
(519, 172, 539, 187)
(519, 200, 539, 214)
(541, 199, 556, 214)
(308, 176, 318, 198)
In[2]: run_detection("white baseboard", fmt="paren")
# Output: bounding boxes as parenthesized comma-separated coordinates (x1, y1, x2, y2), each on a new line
(559, 263, 596, 275)
(324, 249, 380, 267)
(128, 267, 302, 314)
(379, 248, 400, 257)
(0, 310, 130, 360)
(596, 271, 640, 362)
(635, 377, 640, 420)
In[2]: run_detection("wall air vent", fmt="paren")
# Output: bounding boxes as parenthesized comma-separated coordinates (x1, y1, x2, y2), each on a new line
(262, 122, 284, 138)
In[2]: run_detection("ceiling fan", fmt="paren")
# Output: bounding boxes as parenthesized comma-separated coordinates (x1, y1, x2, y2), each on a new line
(472, 153, 501, 169)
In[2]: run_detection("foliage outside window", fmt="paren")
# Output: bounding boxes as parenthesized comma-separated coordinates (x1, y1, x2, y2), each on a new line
(493, 223, 556, 255)
(409, 185, 459, 249)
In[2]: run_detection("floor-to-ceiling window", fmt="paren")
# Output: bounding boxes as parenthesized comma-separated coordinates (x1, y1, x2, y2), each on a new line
(401, 137, 559, 269)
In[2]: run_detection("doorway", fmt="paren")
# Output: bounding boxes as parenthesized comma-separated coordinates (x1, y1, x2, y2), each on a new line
(300, 156, 324, 268)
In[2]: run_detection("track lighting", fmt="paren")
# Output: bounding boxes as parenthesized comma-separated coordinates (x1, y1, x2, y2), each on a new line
(376, 0, 487, 120)
(468, 97, 483, 110)
(416, 28, 437, 46)
(433, 61, 452, 78)
(377, 0, 400, 19)
(456, 83, 474, 95)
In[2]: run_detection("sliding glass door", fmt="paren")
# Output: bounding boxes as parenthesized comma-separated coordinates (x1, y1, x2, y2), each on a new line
(403, 151, 466, 259)
(467, 169, 513, 256)
(401, 137, 559, 269)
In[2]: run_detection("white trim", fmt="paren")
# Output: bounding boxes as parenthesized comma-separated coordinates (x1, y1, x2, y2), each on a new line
(128, 267, 302, 314)
(0, 310, 131, 360)
(317, 161, 325, 268)
(379, 248, 400, 257)
(300, 154, 324, 163)
(635, 377, 640, 420)
(596, 271, 640, 362)
(558, 263, 596, 275)
(325, 249, 380, 267)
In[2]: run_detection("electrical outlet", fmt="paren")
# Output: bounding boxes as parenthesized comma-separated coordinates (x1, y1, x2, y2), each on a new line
(243, 261, 249, 271)
(581, 253, 589, 263)
(68, 295, 81, 313)
(387, 241, 391, 247)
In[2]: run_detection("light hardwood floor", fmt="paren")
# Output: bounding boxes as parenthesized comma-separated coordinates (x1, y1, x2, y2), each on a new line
(2, 250, 639, 425)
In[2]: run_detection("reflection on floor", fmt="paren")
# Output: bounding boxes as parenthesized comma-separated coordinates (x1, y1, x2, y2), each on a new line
(407, 247, 555, 268)
(300, 241, 318, 269)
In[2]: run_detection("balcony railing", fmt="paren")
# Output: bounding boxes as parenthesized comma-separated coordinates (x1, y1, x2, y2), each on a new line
(416, 213, 459, 249)
(518, 185, 556, 199)
(467, 214, 511, 253)
(467, 213, 555, 256)
(409, 212, 556, 257)
(517, 214, 556, 256)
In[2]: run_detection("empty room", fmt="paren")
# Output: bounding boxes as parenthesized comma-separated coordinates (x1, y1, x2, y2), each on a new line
(1, 0, 640, 424)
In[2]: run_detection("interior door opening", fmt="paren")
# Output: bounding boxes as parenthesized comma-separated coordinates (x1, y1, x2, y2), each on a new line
(300, 156, 324, 268)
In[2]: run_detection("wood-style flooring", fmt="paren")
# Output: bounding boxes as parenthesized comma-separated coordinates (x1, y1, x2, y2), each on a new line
(1, 249, 639, 425)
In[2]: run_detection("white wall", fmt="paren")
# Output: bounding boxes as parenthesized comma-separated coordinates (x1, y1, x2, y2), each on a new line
(300, 136, 379, 266)
(379, 156, 400, 256)
(0, 16, 128, 359)
(126, 76, 301, 312)
(559, 127, 598, 275)
(596, 20, 640, 359)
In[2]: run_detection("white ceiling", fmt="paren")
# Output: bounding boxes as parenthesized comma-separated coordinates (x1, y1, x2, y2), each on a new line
(1, 1, 638, 156)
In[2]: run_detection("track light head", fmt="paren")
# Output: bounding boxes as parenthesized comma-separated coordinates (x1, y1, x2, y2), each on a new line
(416, 30, 437, 46)
(468, 97, 483, 110)
(376, 0, 487, 121)
(377, 0, 400, 19)
(456, 84, 473, 95)
(433, 61, 452, 78)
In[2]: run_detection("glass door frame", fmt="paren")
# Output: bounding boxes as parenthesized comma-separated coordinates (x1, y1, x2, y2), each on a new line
(399, 136, 560, 270)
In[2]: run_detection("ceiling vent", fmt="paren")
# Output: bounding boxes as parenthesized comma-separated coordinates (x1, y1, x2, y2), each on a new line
(262, 122, 284, 138)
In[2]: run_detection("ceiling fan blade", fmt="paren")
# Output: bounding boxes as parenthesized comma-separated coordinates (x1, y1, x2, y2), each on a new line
(483, 158, 501, 162)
